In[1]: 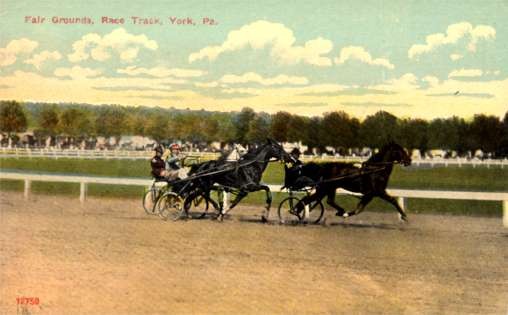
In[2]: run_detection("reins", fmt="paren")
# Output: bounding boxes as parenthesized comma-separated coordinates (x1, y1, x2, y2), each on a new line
(168, 150, 287, 186)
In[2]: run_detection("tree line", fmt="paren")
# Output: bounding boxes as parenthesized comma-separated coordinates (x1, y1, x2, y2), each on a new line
(1, 100, 507, 157)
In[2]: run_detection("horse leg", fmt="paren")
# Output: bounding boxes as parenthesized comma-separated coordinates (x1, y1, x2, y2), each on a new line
(204, 188, 220, 212)
(225, 190, 247, 212)
(379, 191, 408, 222)
(242, 184, 272, 222)
(325, 189, 346, 216)
(295, 189, 327, 220)
(257, 184, 272, 222)
(215, 189, 246, 221)
(346, 194, 374, 217)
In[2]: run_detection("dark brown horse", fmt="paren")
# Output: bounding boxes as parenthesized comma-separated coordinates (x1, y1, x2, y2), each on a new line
(287, 142, 411, 221)
(184, 138, 296, 221)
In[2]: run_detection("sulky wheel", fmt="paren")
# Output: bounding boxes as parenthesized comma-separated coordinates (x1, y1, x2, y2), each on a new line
(184, 193, 210, 219)
(306, 200, 325, 224)
(278, 196, 302, 225)
(142, 188, 160, 215)
(157, 192, 184, 221)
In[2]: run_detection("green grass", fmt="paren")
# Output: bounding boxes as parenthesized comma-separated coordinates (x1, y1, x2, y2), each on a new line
(0, 158, 148, 178)
(1, 157, 506, 216)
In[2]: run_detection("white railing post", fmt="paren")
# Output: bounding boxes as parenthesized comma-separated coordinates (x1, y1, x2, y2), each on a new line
(398, 197, 406, 211)
(23, 179, 31, 199)
(80, 182, 87, 203)
(223, 192, 230, 211)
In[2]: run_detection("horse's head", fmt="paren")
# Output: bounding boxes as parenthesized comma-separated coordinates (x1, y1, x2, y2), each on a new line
(265, 138, 297, 164)
(382, 142, 412, 166)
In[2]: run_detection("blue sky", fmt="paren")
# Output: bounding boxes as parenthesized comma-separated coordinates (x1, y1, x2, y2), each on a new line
(0, 0, 507, 119)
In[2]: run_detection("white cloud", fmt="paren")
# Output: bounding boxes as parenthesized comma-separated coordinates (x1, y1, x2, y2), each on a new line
(117, 66, 206, 78)
(0, 38, 38, 67)
(448, 68, 483, 78)
(24, 50, 62, 69)
(2, 70, 507, 120)
(334, 46, 394, 69)
(188, 20, 333, 66)
(449, 53, 463, 61)
(68, 28, 158, 63)
(408, 22, 495, 59)
(54, 66, 102, 79)
(194, 81, 219, 88)
(422, 75, 439, 88)
(468, 25, 496, 52)
(220, 87, 261, 95)
(219, 72, 309, 86)
(372, 73, 419, 91)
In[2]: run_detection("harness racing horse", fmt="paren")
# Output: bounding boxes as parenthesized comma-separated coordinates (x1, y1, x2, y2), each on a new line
(290, 142, 412, 221)
(185, 138, 296, 221)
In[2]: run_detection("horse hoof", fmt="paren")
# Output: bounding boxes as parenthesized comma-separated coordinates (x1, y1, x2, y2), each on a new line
(261, 216, 268, 223)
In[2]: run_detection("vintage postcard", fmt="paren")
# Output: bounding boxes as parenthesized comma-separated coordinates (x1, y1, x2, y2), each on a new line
(1, 0, 507, 314)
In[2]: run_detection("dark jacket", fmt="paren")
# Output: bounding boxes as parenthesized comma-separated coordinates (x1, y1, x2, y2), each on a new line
(150, 156, 166, 178)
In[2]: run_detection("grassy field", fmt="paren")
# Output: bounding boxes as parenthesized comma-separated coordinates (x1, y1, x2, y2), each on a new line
(1, 157, 507, 216)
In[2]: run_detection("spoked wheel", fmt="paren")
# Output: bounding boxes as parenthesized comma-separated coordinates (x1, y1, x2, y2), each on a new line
(278, 196, 302, 225)
(306, 200, 325, 224)
(157, 192, 184, 221)
(185, 194, 210, 219)
(142, 188, 159, 215)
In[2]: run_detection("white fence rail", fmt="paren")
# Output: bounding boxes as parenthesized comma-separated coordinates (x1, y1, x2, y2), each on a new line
(0, 147, 219, 160)
(1, 147, 507, 167)
(1, 171, 507, 226)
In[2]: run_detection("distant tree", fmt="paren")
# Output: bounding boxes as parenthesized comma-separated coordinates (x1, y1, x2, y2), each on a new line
(0, 100, 27, 136)
(95, 106, 127, 141)
(322, 111, 357, 150)
(400, 118, 428, 153)
(360, 111, 399, 148)
(175, 112, 216, 143)
(286, 115, 305, 144)
(349, 117, 361, 147)
(214, 113, 236, 145)
(145, 114, 170, 142)
(58, 108, 93, 139)
(246, 113, 271, 144)
(499, 111, 508, 157)
(37, 105, 59, 136)
(125, 111, 147, 136)
(270, 111, 292, 142)
(233, 107, 256, 144)
(469, 114, 503, 154)
(302, 116, 324, 154)
(427, 117, 468, 154)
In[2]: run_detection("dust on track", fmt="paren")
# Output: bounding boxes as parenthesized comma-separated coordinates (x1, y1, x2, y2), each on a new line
(1, 191, 507, 314)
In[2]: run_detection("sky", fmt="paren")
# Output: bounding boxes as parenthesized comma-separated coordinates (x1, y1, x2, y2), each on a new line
(0, 0, 507, 119)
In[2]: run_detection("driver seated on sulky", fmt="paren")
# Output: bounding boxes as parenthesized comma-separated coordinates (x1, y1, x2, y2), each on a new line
(283, 148, 315, 190)
(150, 143, 188, 181)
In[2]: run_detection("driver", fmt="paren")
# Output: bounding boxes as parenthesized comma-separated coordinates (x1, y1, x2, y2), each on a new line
(166, 143, 186, 174)
(150, 144, 168, 180)
(284, 147, 314, 190)
(150, 143, 187, 181)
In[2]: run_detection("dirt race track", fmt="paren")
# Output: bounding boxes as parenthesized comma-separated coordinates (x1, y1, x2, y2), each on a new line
(1, 191, 507, 315)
